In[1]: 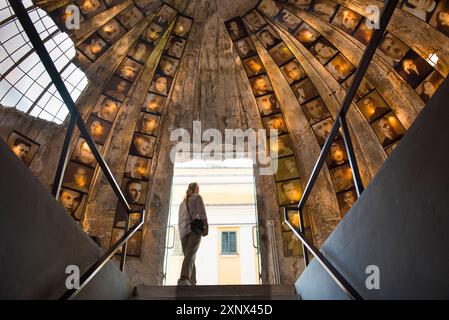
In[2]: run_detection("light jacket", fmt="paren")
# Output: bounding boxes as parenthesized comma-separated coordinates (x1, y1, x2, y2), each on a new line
(178, 192, 208, 239)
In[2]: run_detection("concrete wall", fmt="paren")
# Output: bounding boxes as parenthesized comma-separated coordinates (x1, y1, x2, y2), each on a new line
(296, 77, 449, 299)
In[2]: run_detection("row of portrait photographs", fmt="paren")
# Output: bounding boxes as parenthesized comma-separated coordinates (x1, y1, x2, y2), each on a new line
(6, 131, 40, 167)
(110, 228, 143, 257)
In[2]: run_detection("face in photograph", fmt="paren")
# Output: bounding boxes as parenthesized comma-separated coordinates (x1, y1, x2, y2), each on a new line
(86, 116, 111, 145)
(225, 18, 248, 41)
(269, 134, 294, 158)
(372, 113, 405, 147)
(117, 58, 141, 82)
(144, 23, 164, 44)
(98, 19, 126, 44)
(294, 23, 320, 47)
(256, 94, 280, 116)
(326, 139, 348, 168)
(353, 19, 374, 45)
(80, 35, 107, 61)
(243, 10, 267, 32)
(123, 179, 148, 205)
(378, 33, 410, 66)
(292, 78, 319, 103)
(59, 188, 84, 218)
(401, 0, 438, 21)
(258, 26, 282, 50)
(131, 134, 155, 157)
(77, 0, 105, 17)
(288, 0, 313, 10)
(143, 93, 166, 114)
(118, 6, 143, 29)
(257, 0, 281, 19)
(277, 180, 303, 205)
(243, 57, 265, 76)
(165, 36, 186, 58)
(138, 113, 159, 136)
(174, 16, 193, 38)
(275, 156, 300, 181)
(310, 38, 338, 64)
(331, 165, 354, 193)
(251, 75, 273, 96)
(128, 41, 153, 64)
(311, 0, 339, 21)
(275, 9, 302, 33)
(63, 162, 94, 193)
(264, 114, 288, 134)
(72, 138, 97, 167)
(149, 74, 171, 95)
(269, 43, 294, 66)
(312, 117, 333, 145)
(125, 155, 151, 180)
(283, 231, 302, 257)
(302, 98, 330, 124)
(104, 76, 131, 101)
(7, 133, 38, 166)
(93, 95, 119, 122)
(325, 54, 355, 83)
(135, 0, 161, 15)
(416, 71, 444, 102)
(155, 5, 177, 28)
(431, 2, 449, 36)
(235, 38, 256, 58)
(357, 91, 390, 122)
(395, 51, 434, 88)
(337, 189, 357, 216)
(281, 60, 306, 84)
(157, 56, 179, 77)
(332, 8, 362, 34)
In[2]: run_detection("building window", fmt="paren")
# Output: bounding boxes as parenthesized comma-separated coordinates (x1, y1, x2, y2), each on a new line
(221, 231, 237, 255)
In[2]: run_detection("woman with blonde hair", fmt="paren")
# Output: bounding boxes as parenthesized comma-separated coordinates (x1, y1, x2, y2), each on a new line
(177, 182, 208, 286)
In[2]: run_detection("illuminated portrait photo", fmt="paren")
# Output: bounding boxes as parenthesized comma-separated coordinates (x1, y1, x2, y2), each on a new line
(6, 131, 39, 166)
(372, 112, 406, 147)
(357, 90, 390, 123)
(302, 97, 330, 124)
(256, 94, 281, 116)
(277, 179, 303, 206)
(275, 156, 300, 182)
(92, 95, 120, 122)
(104, 76, 132, 101)
(143, 92, 166, 114)
(116, 57, 142, 82)
(62, 161, 95, 193)
(130, 133, 156, 158)
(85, 115, 112, 145)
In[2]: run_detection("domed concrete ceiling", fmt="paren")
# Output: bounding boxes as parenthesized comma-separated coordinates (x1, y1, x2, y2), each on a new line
(33, 0, 448, 286)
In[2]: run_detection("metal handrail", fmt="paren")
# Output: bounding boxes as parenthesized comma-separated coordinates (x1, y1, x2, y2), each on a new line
(282, 0, 399, 300)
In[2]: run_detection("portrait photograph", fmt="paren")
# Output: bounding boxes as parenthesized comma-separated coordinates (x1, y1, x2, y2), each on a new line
(280, 208, 300, 231)
(137, 113, 160, 136)
(378, 32, 410, 67)
(372, 112, 406, 147)
(337, 189, 357, 216)
(149, 73, 172, 96)
(288, 0, 313, 10)
(250, 74, 274, 96)
(116, 57, 142, 83)
(325, 54, 356, 83)
(282, 231, 303, 257)
(276, 179, 303, 206)
(59, 187, 85, 221)
(256, 93, 281, 116)
(353, 19, 374, 45)
(117, 5, 144, 29)
(85, 115, 112, 145)
(62, 161, 95, 193)
(6, 131, 39, 166)
(326, 139, 348, 168)
(113, 203, 144, 228)
(395, 51, 434, 88)
(275, 156, 300, 182)
(143, 23, 164, 44)
(104, 75, 132, 101)
(343, 75, 374, 100)
(157, 56, 179, 77)
(357, 90, 390, 123)
(331, 7, 362, 34)
(235, 37, 257, 59)
(76, 0, 106, 18)
(416, 70, 445, 102)
(263, 114, 288, 135)
(130, 133, 156, 158)
(312, 117, 333, 145)
(243, 10, 267, 32)
(311, 0, 339, 22)
(269, 42, 294, 66)
(135, 0, 161, 15)
(92, 95, 120, 122)
(257, 0, 282, 20)
(281, 59, 306, 84)
(292, 77, 319, 103)
(97, 19, 126, 44)
(110, 228, 142, 257)
(257, 26, 282, 50)
(294, 23, 320, 48)
(309, 37, 338, 65)
(154, 4, 177, 29)
(274, 9, 302, 33)
(79, 34, 108, 61)
(173, 16, 193, 38)
(164, 35, 186, 58)
(71, 138, 99, 168)
(302, 97, 330, 124)
(269, 134, 295, 158)
(122, 178, 148, 206)
(125, 155, 151, 181)
(430, 0, 449, 36)
(243, 56, 266, 77)
(400, 0, 439, 22)
(143, 92, 166, 114)
(225, 17, 248, 41)
(330, 164, 354, 193)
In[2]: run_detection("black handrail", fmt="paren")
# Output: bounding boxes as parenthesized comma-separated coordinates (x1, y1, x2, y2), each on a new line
(282, 0, 399, 300)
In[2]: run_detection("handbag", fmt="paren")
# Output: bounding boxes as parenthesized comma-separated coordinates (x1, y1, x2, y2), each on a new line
(186, 198, 205, 235)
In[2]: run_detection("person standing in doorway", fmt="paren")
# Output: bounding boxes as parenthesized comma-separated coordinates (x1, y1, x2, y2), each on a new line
(178, 182, 208, 286)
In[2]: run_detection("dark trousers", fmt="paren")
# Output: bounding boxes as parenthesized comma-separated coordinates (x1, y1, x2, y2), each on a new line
(178, 232, 202, 285)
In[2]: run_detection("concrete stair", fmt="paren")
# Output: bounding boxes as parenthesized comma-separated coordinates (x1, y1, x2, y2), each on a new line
(133, 285, 299, 300)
